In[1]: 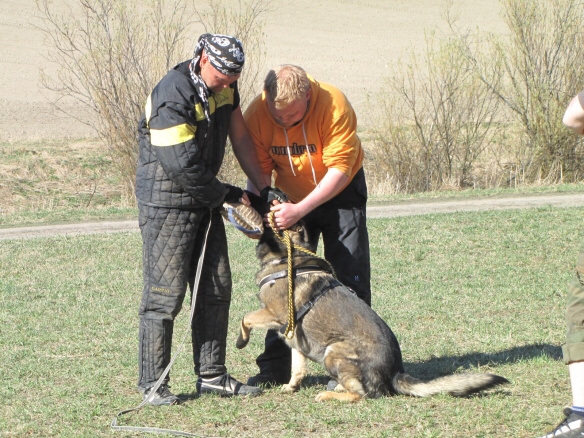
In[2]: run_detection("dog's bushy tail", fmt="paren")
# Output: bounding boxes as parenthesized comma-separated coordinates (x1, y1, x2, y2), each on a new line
(392, 372, 509, 397)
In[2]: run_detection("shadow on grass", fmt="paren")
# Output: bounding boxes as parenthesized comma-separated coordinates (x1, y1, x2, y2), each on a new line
(288, 343, 561, 391)
(403, 342, 562, 380)
(172, 344, 561, 395)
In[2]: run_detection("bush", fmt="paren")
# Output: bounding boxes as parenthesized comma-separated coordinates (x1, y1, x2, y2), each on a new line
(36, 0, 270, 200)
(481, 0, 584, 183)
(369, 29, 502, 193)
(368, 0, 584, 194)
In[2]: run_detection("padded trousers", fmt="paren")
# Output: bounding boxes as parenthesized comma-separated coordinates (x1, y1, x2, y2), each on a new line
(137, 205, 232, 390)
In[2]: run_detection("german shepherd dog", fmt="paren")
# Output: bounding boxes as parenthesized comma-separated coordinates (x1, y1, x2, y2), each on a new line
(236, 197, 509, 402)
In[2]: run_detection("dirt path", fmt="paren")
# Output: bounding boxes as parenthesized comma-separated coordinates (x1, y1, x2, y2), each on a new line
(2, 192, 583, 240)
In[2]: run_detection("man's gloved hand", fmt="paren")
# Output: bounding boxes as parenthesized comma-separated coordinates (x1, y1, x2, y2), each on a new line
(223, 184, 244, 203)
(259, 186, 288, 204)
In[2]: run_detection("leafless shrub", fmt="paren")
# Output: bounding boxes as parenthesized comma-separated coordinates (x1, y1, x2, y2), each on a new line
(368, 30, 503, 193)
(36, 0, 270, 200)
(471, 0, 584, 183)
(367, 0, 584, 194)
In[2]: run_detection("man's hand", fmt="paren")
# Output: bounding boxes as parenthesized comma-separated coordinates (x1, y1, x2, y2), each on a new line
(265, 202, 305, 231)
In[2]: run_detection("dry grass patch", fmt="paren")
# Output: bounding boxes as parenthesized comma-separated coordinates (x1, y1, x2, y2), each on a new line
(0, 138, 135, 224)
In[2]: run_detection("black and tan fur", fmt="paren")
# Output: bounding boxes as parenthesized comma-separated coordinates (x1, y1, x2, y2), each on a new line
(236, 200, 509, 402)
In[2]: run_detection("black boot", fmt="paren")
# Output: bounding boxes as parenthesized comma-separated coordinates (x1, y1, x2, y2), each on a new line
(247, 330, 291, 387)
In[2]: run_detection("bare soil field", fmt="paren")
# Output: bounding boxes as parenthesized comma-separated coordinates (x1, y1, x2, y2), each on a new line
(1, 0, 507, 141)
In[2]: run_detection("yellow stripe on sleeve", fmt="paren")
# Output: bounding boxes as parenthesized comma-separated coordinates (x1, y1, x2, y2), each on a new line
(150, 123, 197, 147)
(194, 102, 206, 121)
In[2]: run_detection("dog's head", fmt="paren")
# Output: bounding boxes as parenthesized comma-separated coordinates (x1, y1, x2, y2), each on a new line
(245, 190, 315, 265)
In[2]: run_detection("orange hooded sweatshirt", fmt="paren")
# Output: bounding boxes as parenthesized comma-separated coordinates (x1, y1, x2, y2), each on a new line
(243, 75, 364, 203)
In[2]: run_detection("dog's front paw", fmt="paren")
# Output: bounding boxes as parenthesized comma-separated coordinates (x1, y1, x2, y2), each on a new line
(281, 383, 299, 392)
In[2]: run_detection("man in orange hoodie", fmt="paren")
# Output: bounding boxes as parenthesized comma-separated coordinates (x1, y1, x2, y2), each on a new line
(244, 64, 371, 387)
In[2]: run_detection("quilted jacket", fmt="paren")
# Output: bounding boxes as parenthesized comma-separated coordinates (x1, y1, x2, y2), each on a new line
(135, 60, 239, 209)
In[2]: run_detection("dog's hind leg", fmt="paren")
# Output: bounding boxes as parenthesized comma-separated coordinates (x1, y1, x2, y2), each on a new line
(282, 348, 307, 392)
(315, 345, 365, 402)
(315, 371, 365, 402)
(236, 308, 281, 349)
(315, 374, 365, 402)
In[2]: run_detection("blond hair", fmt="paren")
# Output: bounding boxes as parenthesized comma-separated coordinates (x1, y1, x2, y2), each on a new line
(264, 65, 310, 109)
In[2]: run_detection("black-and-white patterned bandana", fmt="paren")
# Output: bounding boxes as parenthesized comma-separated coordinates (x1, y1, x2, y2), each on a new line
(189, 33, 245, 122)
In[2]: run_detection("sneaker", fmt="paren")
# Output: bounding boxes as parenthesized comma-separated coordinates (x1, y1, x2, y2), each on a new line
(539, 408, 584, 437)
(247, 372, 290, 388)
(197, 373, 263, 397)
(142, 384, 180, 406)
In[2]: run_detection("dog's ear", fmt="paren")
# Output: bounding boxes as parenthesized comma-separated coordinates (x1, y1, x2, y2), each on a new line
(288, 222, 303, 233)
(289, 220, 312, 245)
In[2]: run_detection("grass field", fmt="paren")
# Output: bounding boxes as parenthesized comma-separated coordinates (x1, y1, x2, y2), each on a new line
(1, 205, 582, 437)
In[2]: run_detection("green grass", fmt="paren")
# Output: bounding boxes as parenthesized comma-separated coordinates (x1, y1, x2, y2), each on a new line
(366, 181, 584, 205)
(1, 206, 581, 437)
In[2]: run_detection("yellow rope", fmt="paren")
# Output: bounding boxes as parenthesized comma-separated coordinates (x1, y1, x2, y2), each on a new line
(267, 212, 336, 339)
(284, 230, 294, 339)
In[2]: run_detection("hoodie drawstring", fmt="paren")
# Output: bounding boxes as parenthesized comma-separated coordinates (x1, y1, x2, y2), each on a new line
(282, 129, 297, 177)
(302, 124, 318, 186)
(282, 124, 318, 186)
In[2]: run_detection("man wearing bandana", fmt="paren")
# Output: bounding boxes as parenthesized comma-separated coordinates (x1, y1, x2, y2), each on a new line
(243, 65, 371, 388)
(135, 33, 268, 405)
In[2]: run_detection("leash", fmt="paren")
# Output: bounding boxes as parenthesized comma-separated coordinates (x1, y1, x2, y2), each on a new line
(278, 278, 343, 335)
(267, 212, 335, 339)
(111, 212, 214, 437)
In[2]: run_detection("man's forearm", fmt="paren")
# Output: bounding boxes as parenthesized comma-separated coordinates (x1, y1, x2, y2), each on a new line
(246, 174, 272, 194)
(233, 143, 268, 191)
(229, 106, 270, 191)
(295, 168, 349, 215)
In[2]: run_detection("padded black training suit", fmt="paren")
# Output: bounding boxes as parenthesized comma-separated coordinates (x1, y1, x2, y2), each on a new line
(135, 60, 238, 391)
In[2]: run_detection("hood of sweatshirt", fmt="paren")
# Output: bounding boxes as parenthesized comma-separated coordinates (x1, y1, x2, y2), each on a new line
(258, 75, 321, 186)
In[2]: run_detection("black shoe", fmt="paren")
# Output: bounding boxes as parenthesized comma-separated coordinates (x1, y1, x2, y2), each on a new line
(539, 407, 584, 437)
(197, 373, 263, 397)
(247, 372, 290, 388)
(142, 384, 180, 406)
(327, 379, 340, 391)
